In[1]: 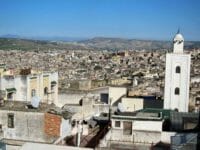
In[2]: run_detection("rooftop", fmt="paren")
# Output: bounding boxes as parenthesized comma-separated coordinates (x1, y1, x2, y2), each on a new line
(139, 108, 171, 119)
(112, 108, 172, 121)
(0, 101, 58, 113)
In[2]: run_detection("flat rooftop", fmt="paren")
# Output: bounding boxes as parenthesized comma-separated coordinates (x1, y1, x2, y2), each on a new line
(112, 108, 172, 121)
(0, 101, 58, 113)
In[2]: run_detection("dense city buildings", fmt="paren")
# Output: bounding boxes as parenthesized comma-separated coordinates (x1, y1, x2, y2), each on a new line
(0, 31, 199, 150)
(0, 44, 200, 110)
(0, 0, 200, 149)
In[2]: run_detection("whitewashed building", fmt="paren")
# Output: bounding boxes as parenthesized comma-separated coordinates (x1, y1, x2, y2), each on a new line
(0, 69, 58, 105)
(164, 31, 191, 112)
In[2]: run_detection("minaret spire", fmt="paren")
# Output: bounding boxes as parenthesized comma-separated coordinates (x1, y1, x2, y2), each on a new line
(173, 28, 184, 53)
(177, 27, 180, 34)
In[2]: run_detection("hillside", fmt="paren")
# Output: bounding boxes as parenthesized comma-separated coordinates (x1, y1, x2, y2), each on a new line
(0, 38, 89, 51)
(0, 37, 200, 51)
(78, 37, 200, 50)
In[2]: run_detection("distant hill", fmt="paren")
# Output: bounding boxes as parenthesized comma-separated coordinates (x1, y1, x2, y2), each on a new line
(0, 38, 89, 51)
(0, 34, 87, 42)
(78, 37, 200, 50)
(0, 37, 200, 51)
(0, 34, 21, 39)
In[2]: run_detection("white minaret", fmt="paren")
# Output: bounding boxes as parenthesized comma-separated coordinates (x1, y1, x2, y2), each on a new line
(164, 30, 191, 112)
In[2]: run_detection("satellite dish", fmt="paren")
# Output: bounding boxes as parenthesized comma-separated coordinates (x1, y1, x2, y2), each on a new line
(118, 103, 125, 112)
(31, 96, 40, 108)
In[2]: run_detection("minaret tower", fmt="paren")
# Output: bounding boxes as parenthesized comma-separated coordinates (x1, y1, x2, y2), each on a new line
(164, 30, 191, 112)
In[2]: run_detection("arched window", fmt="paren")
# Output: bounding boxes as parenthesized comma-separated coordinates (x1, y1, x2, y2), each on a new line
(174, 108, 179, 112)
(176, 66, 181, 73)
(174, 87, 180, 95)
(44, 87, 48, 95)
(31, 89, 36, 97)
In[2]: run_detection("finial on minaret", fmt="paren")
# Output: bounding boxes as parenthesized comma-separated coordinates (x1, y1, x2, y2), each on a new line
(177, 27, 180, 34)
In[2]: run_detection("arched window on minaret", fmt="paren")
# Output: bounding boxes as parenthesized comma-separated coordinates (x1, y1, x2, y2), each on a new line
(174, 87, 180, 95)
(44, 87, 48, 95)
(175, 66, 181, 73)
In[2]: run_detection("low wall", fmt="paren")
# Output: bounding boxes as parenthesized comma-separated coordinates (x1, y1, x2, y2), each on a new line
(161, 132, 176, 144)
(108, 129, 162, 144)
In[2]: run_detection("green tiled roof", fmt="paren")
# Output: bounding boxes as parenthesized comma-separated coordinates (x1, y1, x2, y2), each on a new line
(138, 108, 172, 119)
(112, 108, 172, 121)
(6, 88, 16, 93)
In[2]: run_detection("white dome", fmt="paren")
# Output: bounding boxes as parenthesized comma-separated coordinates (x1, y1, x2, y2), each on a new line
(174, 33, 184, 41)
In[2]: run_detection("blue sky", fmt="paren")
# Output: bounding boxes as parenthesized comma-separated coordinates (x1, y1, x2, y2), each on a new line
(0, 0, 200, 40)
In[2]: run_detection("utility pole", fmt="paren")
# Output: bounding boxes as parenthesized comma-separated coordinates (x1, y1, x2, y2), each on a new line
(109, 98, 112, 122)
(197, 111, 200, 149)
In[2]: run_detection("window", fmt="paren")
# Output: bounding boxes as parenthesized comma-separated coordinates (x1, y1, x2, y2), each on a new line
(115, 121, 121, 128)
(51, 81, 57, 91)
(51, 85, 54, 91)
(176, 66, 181, 73)
(7, 93, 13, 100)
(31, 89, 36, 97)
(196, 100, 200, 105)
(174, 108, 179, 112)
(195, 97, 200, 105)
(44, 87, 48, 95)
(174, 87, 180, 95)
(8, 113, 14, 128)
(123, 121, 132, 135)
(71, 120, 76, 127)
(0, 124, 2, 132)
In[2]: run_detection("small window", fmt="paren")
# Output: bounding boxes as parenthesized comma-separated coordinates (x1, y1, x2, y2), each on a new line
(0, 124, 2, 132)
(176, 66, 181, 73)
(115, 121, 121, 128)
(196, 100, 200, 105)
(71, 120, 76, 127)
(8, 113, 14, 128)
(195, 97, 200, 105)
(174, 108, 179, 112)
(7, 93, 13, 100)
(31, 89, 36, 97)
(44, 87, 48, 95)
(175, 87, 180, 95)
(51, 85, 54, 91)
(51, 84, 56, 91)
(123, 121, 132, 135)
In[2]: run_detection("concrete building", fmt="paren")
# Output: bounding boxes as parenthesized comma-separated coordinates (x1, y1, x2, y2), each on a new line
(121, 96, 163, 112)
(98, 108, 174, 148)
(0, 101, 72, 149)
(0, 68, 58, 105)
(111, 111, 164, 144)
(99, 107, 199, 149)
(121, 97, 143, 112)
(109, 87, 127, 105)
(164, 31, 191, 112)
